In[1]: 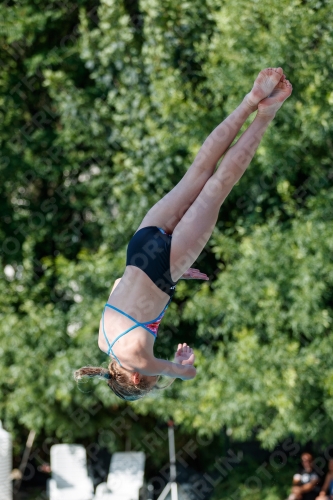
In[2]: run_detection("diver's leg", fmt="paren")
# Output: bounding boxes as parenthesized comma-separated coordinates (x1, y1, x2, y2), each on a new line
(170, 78, 293, 280)
(137, 68, 284, 234)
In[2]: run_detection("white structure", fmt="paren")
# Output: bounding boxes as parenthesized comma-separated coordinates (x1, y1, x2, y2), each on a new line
(157, 423, 178, 500)
(95, 452, 145, 500)
(0, 421, 12, 500)
(48, 444, 94, 500)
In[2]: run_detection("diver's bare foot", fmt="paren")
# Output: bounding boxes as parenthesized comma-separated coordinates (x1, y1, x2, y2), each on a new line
(258, 77, 293, 117)
(245, 67, 284, 109)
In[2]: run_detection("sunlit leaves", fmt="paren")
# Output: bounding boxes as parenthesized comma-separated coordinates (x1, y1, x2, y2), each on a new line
(1, 1, 333, 477)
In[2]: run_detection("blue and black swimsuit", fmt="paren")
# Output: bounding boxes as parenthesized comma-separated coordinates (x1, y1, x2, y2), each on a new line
(101, 227, 178, 366)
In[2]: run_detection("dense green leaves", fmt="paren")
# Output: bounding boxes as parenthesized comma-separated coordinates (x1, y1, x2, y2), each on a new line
(1, 1, 333, 497)
(181, 192, 333, 444)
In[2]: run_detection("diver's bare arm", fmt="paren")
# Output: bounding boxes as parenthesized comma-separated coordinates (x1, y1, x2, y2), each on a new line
(139, 358, 196, 380)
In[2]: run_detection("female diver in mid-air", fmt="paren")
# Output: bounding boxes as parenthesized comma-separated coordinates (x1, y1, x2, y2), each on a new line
(75, 68, 292, 400)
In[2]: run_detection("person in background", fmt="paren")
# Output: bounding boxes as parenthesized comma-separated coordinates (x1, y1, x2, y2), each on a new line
(288, 453, 320, 500)
(316, 459, 333, 500)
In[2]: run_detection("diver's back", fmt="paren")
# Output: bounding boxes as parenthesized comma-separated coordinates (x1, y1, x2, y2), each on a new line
(98, 266, 170, 367)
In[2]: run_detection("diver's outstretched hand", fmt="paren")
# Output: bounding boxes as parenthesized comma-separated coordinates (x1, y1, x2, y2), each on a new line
(181, 268, 209, 280)
(174, 343, 195, 366)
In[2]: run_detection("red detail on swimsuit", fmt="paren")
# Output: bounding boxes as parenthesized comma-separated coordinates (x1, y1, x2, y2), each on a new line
(145, 311, 165, 336)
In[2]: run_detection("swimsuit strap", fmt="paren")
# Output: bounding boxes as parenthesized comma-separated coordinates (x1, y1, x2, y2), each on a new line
(103, 306, 139, 367)
(140, 301, 170, 324)
(102, 301, 170, 366)
(105, 302, 170, 332)
(102, 306, 112, 350)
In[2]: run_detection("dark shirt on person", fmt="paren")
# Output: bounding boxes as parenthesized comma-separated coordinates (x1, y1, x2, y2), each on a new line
(294, 469, 320, 500)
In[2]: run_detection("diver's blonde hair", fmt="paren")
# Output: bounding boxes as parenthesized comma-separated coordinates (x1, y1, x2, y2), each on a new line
(74, 361, 174, 401)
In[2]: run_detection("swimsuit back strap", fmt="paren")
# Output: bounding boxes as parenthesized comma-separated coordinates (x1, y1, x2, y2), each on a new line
(107, 323, 155, 368)
(105, 303, 139, 324)
(141, 301, 170, 325)
(102, 300, 171, 368)
(102, 306, 124, 367)
(109, 350, 122, 367)
(109, 324, 140, 350)
(141, 300, 170, 325)
(102, 306, 112, 350)
(105, 302, 170, 335)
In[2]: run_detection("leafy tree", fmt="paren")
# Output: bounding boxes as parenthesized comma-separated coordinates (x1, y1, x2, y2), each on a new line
(1, 1, 333, 498)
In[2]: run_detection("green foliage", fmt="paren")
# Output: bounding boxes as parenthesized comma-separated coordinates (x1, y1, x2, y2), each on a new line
(1, 2, 333, 494)
(211, 454, 295, 500)
(181, 190, 333, 446)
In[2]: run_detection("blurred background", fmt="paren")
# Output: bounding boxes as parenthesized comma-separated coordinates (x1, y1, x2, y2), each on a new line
(1, 0, 333, 499)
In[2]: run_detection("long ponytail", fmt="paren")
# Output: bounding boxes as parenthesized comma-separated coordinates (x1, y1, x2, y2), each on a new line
(74, 366, 110, 380)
